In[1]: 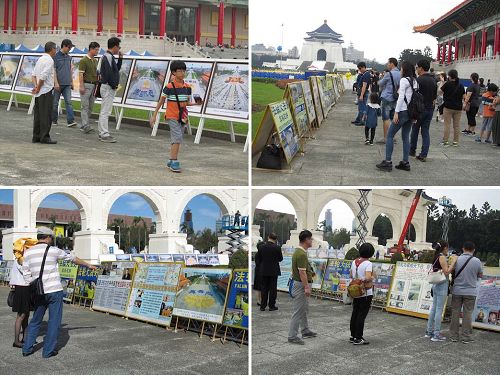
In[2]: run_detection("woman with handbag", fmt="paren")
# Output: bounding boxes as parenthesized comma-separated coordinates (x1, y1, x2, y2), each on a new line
(425, 240, 456, 342)
(9, 258, 32, 348)
(462, 73, 481, 136)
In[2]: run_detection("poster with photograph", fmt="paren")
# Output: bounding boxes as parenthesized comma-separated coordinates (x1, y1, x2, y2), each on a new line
(114, 58, 133, 103)
(124, 59, 169, 108)
(309, 258, 327, 290)
(301, 80, 316, 124)
(116, 254, 131, 261)
(223, 269, 248, 329)
(58, 260, 78, 302)
(208, 254, 220, 266)
(70, 56, 83, 98)
(74, 266, 104, 301)
(309, 76, 324, 124)
(131, 254, 145, 262)
(371, 262, 395, 307)
(277, 256, 293, 292)
(172, 254, 186, 263)
(163, 61, 214, 114)
(204, 62, 249, 119)
(125, 262, 182, 326)
(269, 100, 299, 164)
(92, 261, 136, 316)
(286, 82, 309, 137)
(173, 267, 232, 324)
(321, 259, 352, 301)
(145, 254, 159, 262)
(472, 271, 500, 332)
(158, 254, 174, 262)
(0, 55, 21, 90)
(196, 254, 210, 266)
(316, 76, 330, 113)
(185, 254, 197, 266)
(0, 261, 14, 282)
(14, 55, 41, 92)
(386, 262, 437, 318)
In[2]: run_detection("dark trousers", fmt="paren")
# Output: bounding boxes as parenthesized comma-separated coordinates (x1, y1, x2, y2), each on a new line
(33, 91, 54, 142)
(466, 106, 479, 127)
(260, 275, 278, 308)
(364, 127, 375, 142)
(350, 295, 372, 339)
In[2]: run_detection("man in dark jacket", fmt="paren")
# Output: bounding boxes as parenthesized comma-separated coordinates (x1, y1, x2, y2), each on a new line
(256, 233, 282, 311)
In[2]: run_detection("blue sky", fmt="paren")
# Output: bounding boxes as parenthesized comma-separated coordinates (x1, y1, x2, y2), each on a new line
(0, 190, 222, 232)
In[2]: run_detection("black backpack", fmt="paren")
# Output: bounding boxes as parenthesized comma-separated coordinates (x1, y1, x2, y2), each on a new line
(404, 77, 425, 122)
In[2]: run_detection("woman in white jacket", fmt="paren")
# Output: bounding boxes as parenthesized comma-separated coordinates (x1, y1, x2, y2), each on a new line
(9, 259, 32, 348)
(376, 61, 418, 172)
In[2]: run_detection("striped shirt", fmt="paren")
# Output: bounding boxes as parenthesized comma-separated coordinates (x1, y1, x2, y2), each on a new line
(161, 81, 192, 120)
(22, 243, 76, 294)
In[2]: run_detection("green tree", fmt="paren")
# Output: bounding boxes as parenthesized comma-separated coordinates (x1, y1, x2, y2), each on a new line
(373, 215, 393, 246)
(485, 253, 499, 267)
(324, 228, 351, 248)
(192, 228, 218, 252)
(391, 252, 404, 264)
(345, 247, 359, 260)
(229, 249, 248, 269)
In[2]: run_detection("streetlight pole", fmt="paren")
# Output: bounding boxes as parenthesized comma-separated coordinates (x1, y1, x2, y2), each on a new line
(280, 23, 284, 69)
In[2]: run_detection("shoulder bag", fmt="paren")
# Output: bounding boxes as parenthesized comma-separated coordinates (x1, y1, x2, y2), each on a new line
(389, 71, 399, 101)
(427, 255, 447, 284)
(171, 81, 189, 124)
(29, 244, 50, 300)
(450, 256, 474, 289)
(7, 288, 15, 307)
(347, 258, 367, 298)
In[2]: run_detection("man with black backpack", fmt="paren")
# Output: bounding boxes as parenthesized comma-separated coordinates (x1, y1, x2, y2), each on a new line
(449, 241, 483, 344)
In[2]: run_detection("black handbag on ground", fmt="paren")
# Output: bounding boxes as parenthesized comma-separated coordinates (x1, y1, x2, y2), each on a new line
(29, 244, 50, 300)
(7, 289, 15, 307)
(256, 144, 282, 170)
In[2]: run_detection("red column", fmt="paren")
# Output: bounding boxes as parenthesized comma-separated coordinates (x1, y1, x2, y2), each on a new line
(34, 0, 38, 30)
(441, 43, 446, 64)
(495, 23, 499, 56)
(71, 0, 78, 34)
(481, 28, 487, 57)
(117, 0, 124, 35)
(12, 0, 18, 31)
(447, 40, 451, 63)
(51, 0, 59, 30)
(97, 0, 103, 33)
(454, 38, 459, 60)
(230, 7, 236, 47)
(3, 0, 9, 31)
(25, 0, 30, 30)
(436, 43, 441, 62)
(470, 31, 476, 58)
(139, 0, 144, 35)
(195, 5, 201, 44)
(159, 0, 166, 38)
(217, 1, 225, 46)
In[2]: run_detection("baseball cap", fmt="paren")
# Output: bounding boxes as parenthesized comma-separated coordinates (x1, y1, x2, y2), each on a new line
(37, 226, 55, 236)
(61, 39, 75, 48)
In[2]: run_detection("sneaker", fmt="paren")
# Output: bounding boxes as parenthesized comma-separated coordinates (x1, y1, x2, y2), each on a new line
(99, 135, 117, 143)
(167, 159, 173, 168)
(269, 306, 278, 311)
(461, 129, 470, 134)
(416, 155, 427, 162)
(376, 160, 393, 172)
(349, 337, 355, 343)
(365, 139, 370, 145)
(353, 338, 370, 345)
(431, 334, 447, 342)
(475, 138, 482, 143)
(485, 139, 492, 144)
(461, 338, 475, 344)
(169, 160, 182, 173)
(288, 337, 305, 345)
(450, 337, 459, 342)
(67, 122, 77, 127)
(395, 161, 411, 171)
(81, 126, 94, 134)
(351, 120, 361, 125)
(369, 141, 374, 145)
(424, 332, 432, 338)
(439, 141, 449, 147)
(470, 131, 475, 135)
(409, 151, 416, 157)
(439, 119, 444, 123)
(452, 142, 459, 147)
(302, 330, 317, 339)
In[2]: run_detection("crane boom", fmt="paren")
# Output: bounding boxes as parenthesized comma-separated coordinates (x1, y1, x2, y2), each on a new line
(397, 189, 423, 252)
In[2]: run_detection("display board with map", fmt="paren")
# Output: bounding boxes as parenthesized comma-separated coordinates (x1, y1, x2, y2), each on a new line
(124, 59, 169, 108)
(173, 267, 232, 324)
(0, 54, 21, 91)
(277, 256, 293, 292)
(285, 82, 309, 137)
(125, 262, 182, 326)
(223, 269, 248, 329)
(14, 55, 40, 92)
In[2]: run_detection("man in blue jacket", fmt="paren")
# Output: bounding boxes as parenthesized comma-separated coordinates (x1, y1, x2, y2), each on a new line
(52, 39, 77, 128)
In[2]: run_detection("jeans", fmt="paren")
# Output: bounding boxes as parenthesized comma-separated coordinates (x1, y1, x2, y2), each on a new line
(98, 84, 116, 137)
(260, 275, 278, 309)
(52, 85, 75, 124)
(385, 110, 412, 162)
(450, 294, 476, 340)
(354, 94, 368, 123)
(288, 282, 311, 339)
(23, 291, 64, 358)
(350, 295, 372, 339)
(426, 281, 448, 336)
(410, 108, 433, 157)
(381, 98, 397, 121)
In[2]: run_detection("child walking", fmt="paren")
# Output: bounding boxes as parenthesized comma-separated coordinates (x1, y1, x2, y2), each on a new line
(475, 83, 498, 143)
(151, 60, 203, 173)
(363, 93, 381, 145)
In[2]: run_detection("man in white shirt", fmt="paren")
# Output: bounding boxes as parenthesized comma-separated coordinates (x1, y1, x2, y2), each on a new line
(22, 227, 96, 358)
(31, 41, 57, 144)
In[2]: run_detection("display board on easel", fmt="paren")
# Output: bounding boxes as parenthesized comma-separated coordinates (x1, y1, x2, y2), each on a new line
(309, 258, 328, 290)
(283, 82, 309, 138)
(472, 268, 500, 332)
(277, 256, 293, 292)
(320, 259, 352, 301)
(371, 261, 395, 308)
(73, 266, 104, 306)
(309, 76, 324, 125)
(222, 269, 248, 329)
(301, 80, 317, 127)
(386, 261, 441, 319)
(252, 100, 299, 165)
(59, 260, 79, 303)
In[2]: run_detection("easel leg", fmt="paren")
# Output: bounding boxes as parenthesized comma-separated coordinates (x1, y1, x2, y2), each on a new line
(243, 128, 249, 152)
(151, 115, 160, 136)
(7, 93, 14, 111)
(211, 324, 217, 342)
(194, 117, 205, 144)
(199, 321, 205, 339)
(28, 96, 35, 115)
(116, 107, 124, 130)
(187, 121, 192, 135)
(174, 316, 179, 333)
(222, 326, 228, 344)
(229, 121, 235, 143)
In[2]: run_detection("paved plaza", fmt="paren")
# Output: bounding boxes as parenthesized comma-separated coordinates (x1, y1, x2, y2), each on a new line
(0, 103, 248, 186)
(252, 291, 500, 375)
(0, 287, 248, 375)
(252, 91, 500, 186)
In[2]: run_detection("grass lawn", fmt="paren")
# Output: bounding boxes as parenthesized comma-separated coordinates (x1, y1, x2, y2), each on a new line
(251, 80, 284, 138)
(0, 92, 246, 135)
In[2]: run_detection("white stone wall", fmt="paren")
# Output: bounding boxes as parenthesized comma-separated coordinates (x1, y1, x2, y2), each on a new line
(300, 40, 344, 63)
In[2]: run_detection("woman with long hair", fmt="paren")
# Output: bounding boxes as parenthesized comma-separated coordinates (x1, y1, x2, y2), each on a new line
(436, 72, 447, 122)
(425, 240, 455, 342)
(376, 60, 417, 172)
(462, 73, 481, 135)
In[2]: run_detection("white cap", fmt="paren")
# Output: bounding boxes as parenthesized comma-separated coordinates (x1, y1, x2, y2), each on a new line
(37, 226, 54, 236)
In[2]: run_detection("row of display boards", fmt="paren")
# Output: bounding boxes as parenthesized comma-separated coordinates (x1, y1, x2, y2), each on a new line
(0, 52, 249, 146)
(0, 259, 248, 333)
(252, 255, 500, 333)
(252, 74, 345, 166)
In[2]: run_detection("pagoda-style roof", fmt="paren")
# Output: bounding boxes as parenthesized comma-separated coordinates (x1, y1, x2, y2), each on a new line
(304, 20, 344, 43)
(413, 0, 500, 39)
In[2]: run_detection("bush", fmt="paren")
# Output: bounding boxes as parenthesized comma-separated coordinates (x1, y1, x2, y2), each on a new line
(485, 253, 499, 267)
(419, 251, 435, 264)
(391, 252, 404, 264)
(228, 249, 248, 269)
(345, 247, 360, 260)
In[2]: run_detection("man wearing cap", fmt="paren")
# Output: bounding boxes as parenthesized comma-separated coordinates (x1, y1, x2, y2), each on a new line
(21, 227, 96, 358)
(52, 39, 78, 128)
